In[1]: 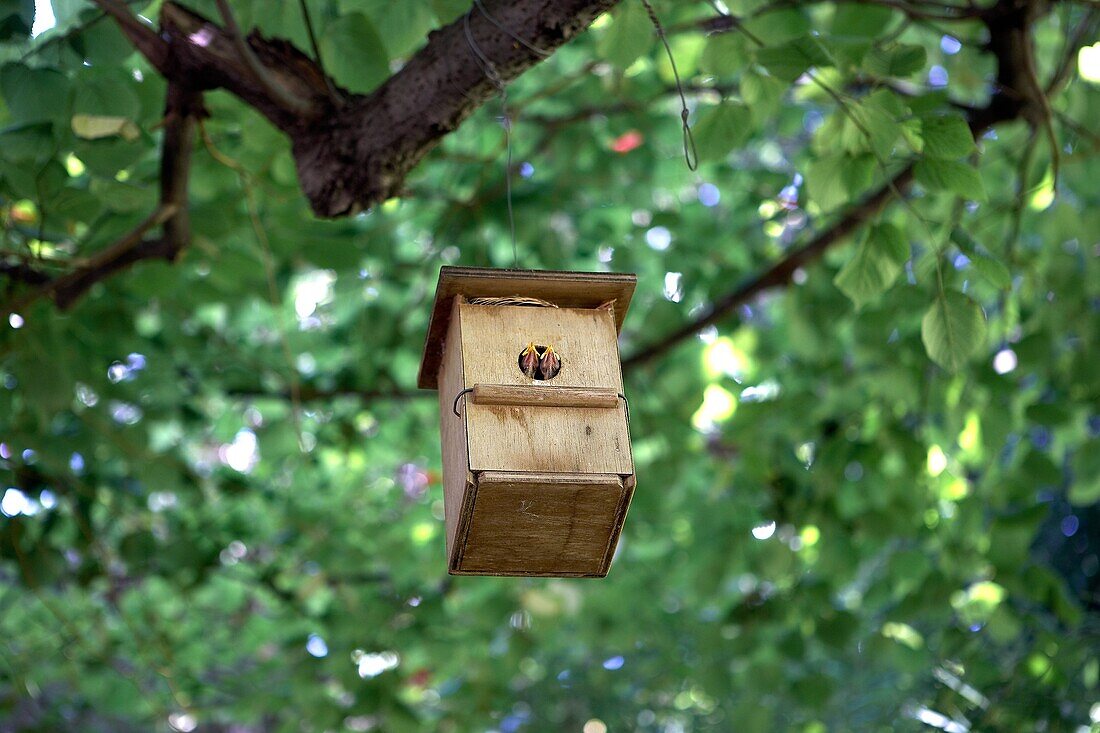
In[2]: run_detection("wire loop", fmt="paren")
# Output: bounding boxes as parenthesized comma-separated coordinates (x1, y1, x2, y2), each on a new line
(639, 0, 698, 171)
(453, 387, 474, 417)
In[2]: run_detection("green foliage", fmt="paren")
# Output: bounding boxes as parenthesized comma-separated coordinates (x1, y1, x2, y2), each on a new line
(915, 157, 987, 200)
(921, 289, 986, 371)
(321, 12, 390, 94)
(833, 222, 908, 306)
(692, 101, 751, 162)
(919, 114, 976, 159)
(863, 42, 926, 77)
(0, 1, 1098, 731)
(598, 2, 653, 69)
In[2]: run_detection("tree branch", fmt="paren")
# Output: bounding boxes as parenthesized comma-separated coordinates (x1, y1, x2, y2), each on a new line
(96, 0, 621, 218)
(623, 165, 915, 370)
(0, 262, 53, 287)
(1, 85, 203, 315)
(212, 0, 313, 116)
(623, 0, 1056, 370)
(1045, 8, 1100, 95)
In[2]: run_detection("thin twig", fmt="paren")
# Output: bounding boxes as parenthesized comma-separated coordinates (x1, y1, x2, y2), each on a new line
(199, 123, 306, 451)
(624, 0, 1051, 370)
(0, 86, 201, 315)
(215, 0, 312, 115)
(297, 0, 341, 104)
(623, 165, 916, 369)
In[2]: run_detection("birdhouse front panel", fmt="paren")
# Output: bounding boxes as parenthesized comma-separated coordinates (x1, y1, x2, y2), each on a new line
(459, 303, 632, 475)
(419, 267, 638, 578)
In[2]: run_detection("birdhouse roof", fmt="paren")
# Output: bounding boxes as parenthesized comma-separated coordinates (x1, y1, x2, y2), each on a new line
(417, 267, 637, 390)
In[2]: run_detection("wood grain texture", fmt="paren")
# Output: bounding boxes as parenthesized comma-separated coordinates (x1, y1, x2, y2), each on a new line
(418, 267, 636, 389)
(436, 297, 470, 559)
(461, 304, 632, 475)
(452, 472, 628, 576)
(471, 384, 620, 409)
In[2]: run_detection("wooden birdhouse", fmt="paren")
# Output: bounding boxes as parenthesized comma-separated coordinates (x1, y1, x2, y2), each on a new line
(418, 267, 637, 577)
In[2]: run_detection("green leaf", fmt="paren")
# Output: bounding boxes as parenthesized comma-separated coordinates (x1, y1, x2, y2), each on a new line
(321, 12, 389, 94)
(1069, 449, 1100, 504)
(742, 8, 810, 45)
(700, 33, 746, 77)
(90, 178, 158, 212)
(342, 0, 436, 59)
(900, 117, 923, 153)
(841, 153, 875, 197)
(72, 73, 141, 118)
(921, 290, 986, 371)
(806, 154, 846, 211)
(831, 3, 897, 38)
(915, 158, 987, 200)
(0, 0, 33, 41)
(0, 121, 56, 163)
(71, 16, 133, 65)
(692, 102, 752, 162)
(598, 3, 653, 70)
(756, 36, 833, 82)
(863, 43, 926, 76)
(836, 90, 906, 157)
(741, 70, 786, 123)
(807, 153, 874, 210)
(0, 157, 67, 199)
(46, 0, 83, 28)
(429, 0, 467, 23)
(834, 223, 910, 307)
(969, 252, 1011, 289)
(72, 114, 140, 141)
(919, 115, 976, 159)
(0, 62, 71, 124)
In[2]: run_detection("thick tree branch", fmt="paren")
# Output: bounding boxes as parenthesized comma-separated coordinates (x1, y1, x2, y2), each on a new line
(99, 0, 620, 217)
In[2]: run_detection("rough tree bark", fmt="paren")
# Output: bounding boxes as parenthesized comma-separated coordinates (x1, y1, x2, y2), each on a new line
(0, 0, 621, 315)
(105, 0, 621, 218)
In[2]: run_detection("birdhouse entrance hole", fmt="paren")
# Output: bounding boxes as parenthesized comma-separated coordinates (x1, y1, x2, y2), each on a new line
(419, 267, 638, 577)
(516, 344, 562, 380)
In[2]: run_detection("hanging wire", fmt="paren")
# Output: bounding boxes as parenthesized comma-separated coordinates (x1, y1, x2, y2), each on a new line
(463, 2, 551, 268)
(297, 0, 341, 104)
(638, 0, 698, 171)
(474, 0, 551, 58)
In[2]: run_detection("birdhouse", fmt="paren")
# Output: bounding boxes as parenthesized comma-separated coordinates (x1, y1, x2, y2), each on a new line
(418, 267, 637, 577)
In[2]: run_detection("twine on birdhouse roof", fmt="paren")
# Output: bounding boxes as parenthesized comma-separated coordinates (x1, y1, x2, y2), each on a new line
(468, 295, 559, 308)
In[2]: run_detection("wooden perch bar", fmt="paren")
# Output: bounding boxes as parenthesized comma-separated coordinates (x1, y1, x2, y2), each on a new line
(471, 384, 620, 410)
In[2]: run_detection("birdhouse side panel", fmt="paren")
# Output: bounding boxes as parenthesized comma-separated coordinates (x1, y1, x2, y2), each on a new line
(437, 299, 472, 559)
(458, 304, 632, 475)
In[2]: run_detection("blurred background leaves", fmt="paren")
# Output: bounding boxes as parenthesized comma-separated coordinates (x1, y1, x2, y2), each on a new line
(1, 0, 1099, 731)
